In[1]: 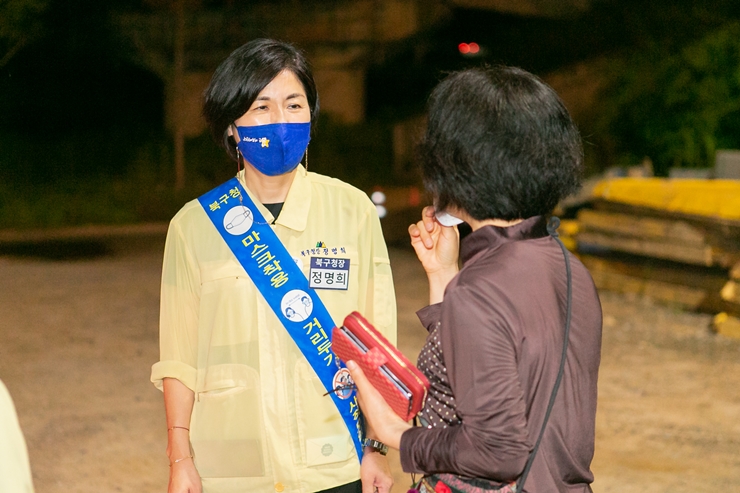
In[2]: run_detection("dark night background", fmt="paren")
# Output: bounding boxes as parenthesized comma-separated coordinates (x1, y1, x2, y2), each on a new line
(2, 0, 740, 228)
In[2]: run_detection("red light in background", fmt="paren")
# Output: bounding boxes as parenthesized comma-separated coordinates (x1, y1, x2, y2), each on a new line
(408, 187, 421, 207)
(459, 42, 481, 55)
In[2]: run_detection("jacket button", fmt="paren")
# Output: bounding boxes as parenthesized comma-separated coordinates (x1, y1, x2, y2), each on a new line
(274, 482, 285, 492)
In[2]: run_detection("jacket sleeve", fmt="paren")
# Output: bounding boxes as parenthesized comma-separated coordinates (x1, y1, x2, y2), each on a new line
(150, 218, 200, 392)
(356, 199, 397, 345)
(0, 380, 35, 493)
(400, 284, 531, 480)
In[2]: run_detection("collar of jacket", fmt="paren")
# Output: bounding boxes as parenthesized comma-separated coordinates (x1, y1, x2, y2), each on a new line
(460, 215, 548, 264)
(239, 165, 312, 232)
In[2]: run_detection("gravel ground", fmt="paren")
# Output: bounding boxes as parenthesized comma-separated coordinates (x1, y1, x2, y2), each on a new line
(0, 235, 738, 492)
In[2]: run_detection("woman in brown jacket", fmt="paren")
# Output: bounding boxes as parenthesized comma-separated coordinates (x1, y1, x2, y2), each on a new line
(348, 66, 602, 492)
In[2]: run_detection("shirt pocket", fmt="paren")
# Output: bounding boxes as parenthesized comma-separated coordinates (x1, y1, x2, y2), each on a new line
(191, 364, 266, 478)
(199, 259, 250, 293)
(292, 359, 355, 468)
(198, 260, 258, 347)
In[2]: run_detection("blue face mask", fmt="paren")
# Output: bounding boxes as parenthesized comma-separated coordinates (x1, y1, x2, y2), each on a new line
(235, 122, 311, 176)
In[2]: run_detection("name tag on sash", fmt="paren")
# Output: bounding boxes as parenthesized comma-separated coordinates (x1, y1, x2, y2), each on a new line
(310, 257, 350, 290)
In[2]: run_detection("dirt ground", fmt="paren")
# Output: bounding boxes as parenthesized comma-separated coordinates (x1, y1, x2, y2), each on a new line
(0, 233, 738, 493)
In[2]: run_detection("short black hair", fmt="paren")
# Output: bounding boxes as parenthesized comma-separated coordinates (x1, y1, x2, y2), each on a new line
(203, 38, 319, 162)
(418, 66, 582, 221)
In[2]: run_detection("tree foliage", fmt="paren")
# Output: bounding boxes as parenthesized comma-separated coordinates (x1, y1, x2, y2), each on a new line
(0, 0, 48, 67)
(596, 21, 740, 175)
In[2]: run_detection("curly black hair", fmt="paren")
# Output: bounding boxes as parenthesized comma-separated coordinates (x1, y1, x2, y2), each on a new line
(418, 66, 583, 221)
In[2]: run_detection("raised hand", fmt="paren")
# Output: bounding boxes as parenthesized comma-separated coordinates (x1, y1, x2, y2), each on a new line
(408, 206, 461, 304)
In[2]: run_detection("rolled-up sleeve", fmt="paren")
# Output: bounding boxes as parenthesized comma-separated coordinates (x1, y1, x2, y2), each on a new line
(150, 219, 200, 392)
(400, 285, 531, 481)
(416, 303, 442, 332)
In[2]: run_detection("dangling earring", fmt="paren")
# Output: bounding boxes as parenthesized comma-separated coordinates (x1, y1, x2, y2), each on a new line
(304, 146, 309, 172)
(231, 124, 243, 177)
(234, 145, 248, 209)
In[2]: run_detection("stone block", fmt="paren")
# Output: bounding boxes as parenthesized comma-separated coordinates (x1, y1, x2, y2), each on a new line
(715, 149, 740, 179)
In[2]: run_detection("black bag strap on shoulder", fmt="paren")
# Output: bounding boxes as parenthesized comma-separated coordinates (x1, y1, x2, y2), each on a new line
(516, 216, 573, 493)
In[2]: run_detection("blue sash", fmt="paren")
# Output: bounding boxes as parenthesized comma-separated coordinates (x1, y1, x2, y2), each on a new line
(198, 177, 364, 461)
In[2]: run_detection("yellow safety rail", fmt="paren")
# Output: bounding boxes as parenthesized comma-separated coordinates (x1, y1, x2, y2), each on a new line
(591, 178, 740, 221)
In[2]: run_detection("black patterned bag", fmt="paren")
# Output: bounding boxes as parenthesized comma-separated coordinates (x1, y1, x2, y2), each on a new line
(415, 473, 517, 493)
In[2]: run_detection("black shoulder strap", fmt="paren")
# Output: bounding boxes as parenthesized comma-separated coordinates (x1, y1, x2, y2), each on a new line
(516, 216, 573, 492)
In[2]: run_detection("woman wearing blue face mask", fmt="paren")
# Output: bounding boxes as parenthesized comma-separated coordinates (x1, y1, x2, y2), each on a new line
(151, 39, 397, 493)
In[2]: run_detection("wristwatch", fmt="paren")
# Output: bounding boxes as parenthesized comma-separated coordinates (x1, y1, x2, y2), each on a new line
(362, 438, 389, 456)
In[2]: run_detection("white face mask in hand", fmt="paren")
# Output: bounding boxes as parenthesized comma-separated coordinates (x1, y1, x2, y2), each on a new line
(434, 210, 464, 227)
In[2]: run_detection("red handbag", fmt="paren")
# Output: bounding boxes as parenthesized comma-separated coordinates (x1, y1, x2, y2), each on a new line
(332, 311, 430, 421)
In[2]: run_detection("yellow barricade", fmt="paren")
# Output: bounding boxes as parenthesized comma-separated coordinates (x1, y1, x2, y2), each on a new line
(592, 178, 740, 221)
